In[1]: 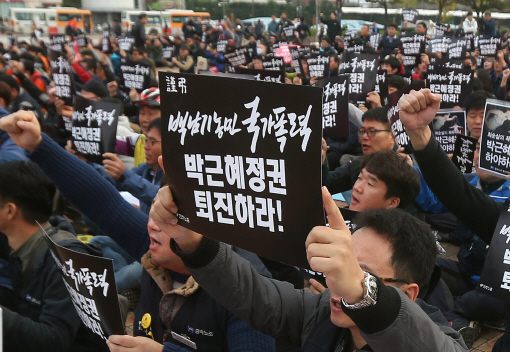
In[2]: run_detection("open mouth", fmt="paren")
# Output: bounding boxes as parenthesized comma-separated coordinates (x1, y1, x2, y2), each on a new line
(149, 235, 162, 248)
(331, 297, 343, 311)
(351, 195, 360, 204)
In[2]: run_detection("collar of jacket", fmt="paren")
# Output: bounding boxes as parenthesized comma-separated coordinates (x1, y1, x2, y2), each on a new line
(141, 251, 200, 297)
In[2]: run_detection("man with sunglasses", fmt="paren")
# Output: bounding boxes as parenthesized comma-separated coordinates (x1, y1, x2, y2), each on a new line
(322, 107, 395, 196)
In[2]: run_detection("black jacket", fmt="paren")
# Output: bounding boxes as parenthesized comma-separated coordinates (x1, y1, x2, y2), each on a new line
(3, 219, 108, 352)
(131, 21, 146, 48)
(322, 155, 363, 194)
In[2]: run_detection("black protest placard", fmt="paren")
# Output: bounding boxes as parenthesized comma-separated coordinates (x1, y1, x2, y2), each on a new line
(224, 47, 251, 67)
(475, 35, 501, 57)
(477, 200, 510, 300)
(49, 49, 75, 107)
(159, 71, 324, 269)
(427, 67, 474, 108)
(433, 110, 467, 154)
(314, 75, 350, 138)
(435, 24, 449, 37)
(370, 33, 381, 50)
(233, 67, 285, 83)
(375, 70, 389, 104)
(50, 34, 67, 53)
(402, 8, 419, 24)
(452, 134, 478, 174)
(340, 53, 379, 105)
(76, 33, 87, 48)
(40, 225, 124, 342)
(443, 60, 465, 70)
(400, 33, 426, 55)
(449, 38, 469, 59)
(345, 43, 368, 54)
(162, 46, 174, 60)
(428, 36, 450, 54)
(119, 59, 151, 93)
(217, 39, 228, 54)
(118, 36, 135, 52)
(102, 31, 112, 53)
(465, 33, 475, 51)
(400, 74, 412, 85)
(71, 96, 120, 164)
(386, 81, 426, 153)
(262, 54, 285, 71)
(478, 99, 510, 178)
(289, 46, 304, 77)
(283, 25, 296, 42)
(306, 55, 329, 78)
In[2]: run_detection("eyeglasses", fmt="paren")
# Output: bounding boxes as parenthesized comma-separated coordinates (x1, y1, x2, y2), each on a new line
(144, 138, 161, 147)
(380, 277, 410, 285)
(358, 128, 391, 137)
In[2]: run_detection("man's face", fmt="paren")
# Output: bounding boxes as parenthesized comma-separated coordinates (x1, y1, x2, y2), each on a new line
(464, 58, 472, 68)
(468, 14, 473, 21)
(253, 59, 263, 70)
(485, 14, 491, 21)
(360, 25, 369, 37)
(467, 108, 484, 139)
(321, 40, 329, 49)
(495, 59, 503, 71)
(381, 63, 397, 75)
(80, 90, 99, 101)
(388, 26, 396, 36)
(132, 50, 143, 61)
(330, 227, 396, 328)
(330, 13, 336, 20)
(144, 127, 162, 169)
(272, 15, 276, 21)
(139, 105, 161, 135)
(179, 48, 189, 57)
(147, 217, 189, 273)
(350, 168, 397, 211)
(417, 24, 426, 34)
(141, 17, 148, 24)
(359, 119, 394, 154)
(329, 56, 338, 71)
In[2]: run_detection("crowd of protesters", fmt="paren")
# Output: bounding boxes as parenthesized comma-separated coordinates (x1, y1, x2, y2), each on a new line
(2, 7, 510, 352)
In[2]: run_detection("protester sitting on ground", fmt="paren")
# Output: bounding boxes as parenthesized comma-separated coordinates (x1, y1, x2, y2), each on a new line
(148, 183, 468, 351)
(0, 110, 276, 352)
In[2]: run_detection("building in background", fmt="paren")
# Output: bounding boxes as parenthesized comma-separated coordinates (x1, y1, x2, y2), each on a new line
(82, 0, 135, 25)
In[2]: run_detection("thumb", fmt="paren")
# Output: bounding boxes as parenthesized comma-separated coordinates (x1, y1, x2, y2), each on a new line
(16, 120, 39, 134)
(322, 186, 349, 232)
(428, 91, 442, 107)
(158, 155, 165, 173)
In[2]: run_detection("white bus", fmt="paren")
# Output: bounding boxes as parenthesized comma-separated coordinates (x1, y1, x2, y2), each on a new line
(121, 10, 210, 36)
(10, 7, 93, 35)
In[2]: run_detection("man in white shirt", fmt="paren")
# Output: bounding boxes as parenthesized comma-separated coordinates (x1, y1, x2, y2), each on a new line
(463, 11, 478, 34)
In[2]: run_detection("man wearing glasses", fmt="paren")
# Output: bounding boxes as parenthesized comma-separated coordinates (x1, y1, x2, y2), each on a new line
(322, 107, 395, 196)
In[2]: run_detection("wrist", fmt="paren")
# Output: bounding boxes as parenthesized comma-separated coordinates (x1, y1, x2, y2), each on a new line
(342, 269, 366, 304)
(28, 134, 43, 152)
(174, 232, 204, 253)
(406, 127, 432, 150)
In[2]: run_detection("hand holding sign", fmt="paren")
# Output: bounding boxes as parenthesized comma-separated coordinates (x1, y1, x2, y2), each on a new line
(398, 89, 441, 150)
(305, 187, 365, 304)
(0, 110, 42, 152)
(103, 153, 127, 180)
(107, 335, 163, 352)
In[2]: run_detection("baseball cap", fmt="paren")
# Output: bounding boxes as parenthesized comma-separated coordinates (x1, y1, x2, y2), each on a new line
(82, 80, 109, 99)
(135, 87, 160, 108)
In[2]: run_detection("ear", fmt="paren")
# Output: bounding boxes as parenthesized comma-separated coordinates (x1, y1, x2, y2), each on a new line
(1, 202, 18, 221)
(401, 283, 420, 301)
(385, 196, 400, 209)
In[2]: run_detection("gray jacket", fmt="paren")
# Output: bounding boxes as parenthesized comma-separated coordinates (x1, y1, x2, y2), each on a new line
(173, 238, 468, 352)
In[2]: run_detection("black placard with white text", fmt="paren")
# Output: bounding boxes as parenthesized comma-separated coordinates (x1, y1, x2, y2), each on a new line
(50, 34, 67, 53)
(452, 134, 477, 174)
(479, 99, 510, 178)
(262, 54, 285, 71)
(75, 33, 87, 48)
(41, 225, 124, 342)
(314, 75, 350, 138)
(449, 38, 469, 59)
(224, 48, 251, 67)
(433, 110, 467, 154)
(118, 36, 135, 52)
(402, 9, 419, 24)
(102, 31, 112, 53)
(49, 49, 75, 107)
(119, 59, 151, 93)
(233, 67, 284, 83)
(71, 96, 120, 164)
(427, 67, 474, 108)
(475, 35, 501, 57)
(159, 71, 325, 269)
(428, 36, 450, 54)
(306, 55, 329, 78)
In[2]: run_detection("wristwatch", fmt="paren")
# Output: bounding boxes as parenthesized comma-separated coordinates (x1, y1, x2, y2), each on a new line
(341, 271, 378, 310)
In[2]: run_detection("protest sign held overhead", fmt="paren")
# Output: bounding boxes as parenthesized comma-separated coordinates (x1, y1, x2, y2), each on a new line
(477, 200, 510, 301)
(283, 25, 296, 42)
(387, 82, 426, 153)
(452, 135, 478, 174)
(118, 36, 135, 52)
(162, 46, 174, 60)
(40, 225, 125, 342)
(217, 39, 228, 53)
(233, 67, 285, 83)
(427, 67, 474, 108)
(375, 70, 388, 104)
(402, 8, 419, 23)
(49, 49, 75, 107)
(102, 31, 112, 53)
(314, 75, 350, 138)
(159, 71, 324, 269)
(119, 59, 151, 93)
(50, 34, 67, 52)
(428, 36, 450, 54)
(370, 33, 381, 50)
(400, 33, 426, 67)
(224, 47, 251, 67)
(262, 54, 285, 71)
(340, 53, 379, 105)
(71, 95, 120, 164)
(475, 35, 501, 56)
(289, 46, 304, 77)
(306, 55, 329, 78)
(75, 33, 87, 48)
(435, 24, 449, 37)
(433, 110, 467, 153)
(448, 38, 469, 59)
(479, 99, 510, 178)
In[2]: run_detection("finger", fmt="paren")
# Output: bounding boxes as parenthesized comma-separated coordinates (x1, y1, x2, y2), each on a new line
(396, 147, 405, 154)
(407, 91, 424, 112)
(426, 90, 442, 109)
(322, 186, 349, 232)
(310, 278, 326, 293)
(103, 152, 118, 161)
(308, 256, 333, 275)
(108, 335, 136, 348)
(158, 156, 165, 174)
(398, 96, 415, 113)
(151, 200, 178, 225)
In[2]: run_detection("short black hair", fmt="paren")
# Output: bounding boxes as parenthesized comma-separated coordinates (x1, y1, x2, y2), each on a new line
(476, 69, 494, 93)
(416, 22, 427, 29)
(388, 24, 397, 30)
(465, 90, 491, 114)
(388, 75, 408, 91)
(359, 151, 420, 209)
(80, 49, 94, 57)
(361, 107, 390, 128)
(0, 161, 55, 224)
(139, 13, 147, 20)
(466, 56, 477, 67)
(321, 36, 331, 44)
(148, 117, 162, 134)
(80, 58, 97, 71)
(23, 59, 35, 75)
(0, 74, 20, 93)
(20, 52, 34, 61)
(133, 46, 147, 55)
(27, 45, 39, 53)
(330, 54, 340, 63)
(0, 81, 12, 105)
(355, 208, 437, 289)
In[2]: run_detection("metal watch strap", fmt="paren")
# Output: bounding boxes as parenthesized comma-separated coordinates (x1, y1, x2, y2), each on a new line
(341, 271, 378, 310)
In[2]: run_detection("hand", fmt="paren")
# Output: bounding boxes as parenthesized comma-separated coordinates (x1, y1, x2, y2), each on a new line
(107, 81, 119, 97)
(9, 60, 20, 74)
(285, 77, 292, 84)
(503, 68, 510, 80)
(398, 89, 441, 150)
(161, 57, 167, 63)
(366, 91, 382, 108)
(171, 57, 178, 64)
(102, 152, 126, 180)
(120, 50, 127, 58)
(397, 147, 413, 166)
(358, 104, 368, 113)
(55, 97, 74, 118)
(64, 44, 75, 64)
(305, 187, 365, 304)
(310, 76, 319, 85)
(106, 335, 164, 352)
(65, 140, 88, 162)
(309, 278, 327, 294)
(497, 50, 504, 61)
(0, 110, 42, 152)
(129, 88, 139, 102)
(321, 137, 328, 164)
